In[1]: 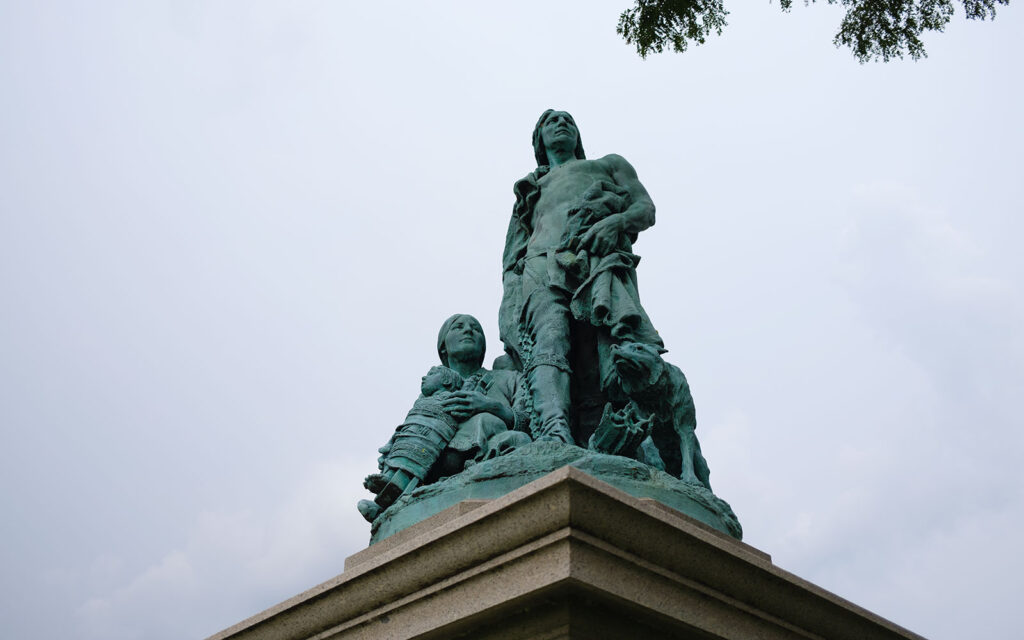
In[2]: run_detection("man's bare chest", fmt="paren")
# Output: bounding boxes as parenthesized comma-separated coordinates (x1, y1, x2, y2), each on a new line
(536, 161, 613, 209)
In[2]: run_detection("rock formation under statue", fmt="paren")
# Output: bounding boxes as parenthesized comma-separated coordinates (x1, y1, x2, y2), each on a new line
(358, 110, 739, 541)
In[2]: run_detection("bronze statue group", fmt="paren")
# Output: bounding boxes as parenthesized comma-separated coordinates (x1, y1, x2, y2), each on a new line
(359, 111, 710, 525)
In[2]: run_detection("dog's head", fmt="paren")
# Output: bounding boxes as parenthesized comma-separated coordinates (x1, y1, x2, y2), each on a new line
(610, 342, 667, 394)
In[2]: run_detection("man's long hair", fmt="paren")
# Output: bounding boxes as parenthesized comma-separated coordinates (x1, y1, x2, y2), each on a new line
(532, 109, 586, 167)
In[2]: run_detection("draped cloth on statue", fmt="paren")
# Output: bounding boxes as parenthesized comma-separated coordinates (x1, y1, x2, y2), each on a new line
(571, 250, 661, 346)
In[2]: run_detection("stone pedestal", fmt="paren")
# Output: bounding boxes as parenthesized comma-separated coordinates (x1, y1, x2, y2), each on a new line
(208, 467, 925, 640)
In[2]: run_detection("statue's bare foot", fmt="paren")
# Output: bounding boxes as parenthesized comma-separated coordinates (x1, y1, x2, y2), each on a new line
(357, 499, 382, 523)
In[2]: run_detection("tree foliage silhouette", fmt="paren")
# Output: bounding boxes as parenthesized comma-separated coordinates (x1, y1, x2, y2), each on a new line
(617, 0, 1009, 62)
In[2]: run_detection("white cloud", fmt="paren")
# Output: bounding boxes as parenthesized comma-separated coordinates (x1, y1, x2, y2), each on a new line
(74, 459, 373, 640)
(838, 183, 1023, 400)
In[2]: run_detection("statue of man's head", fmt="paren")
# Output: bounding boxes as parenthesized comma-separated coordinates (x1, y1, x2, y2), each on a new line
(532, 109, 586, 167)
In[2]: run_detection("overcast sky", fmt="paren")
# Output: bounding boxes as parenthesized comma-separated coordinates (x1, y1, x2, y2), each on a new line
(1, 2, 1022, 638)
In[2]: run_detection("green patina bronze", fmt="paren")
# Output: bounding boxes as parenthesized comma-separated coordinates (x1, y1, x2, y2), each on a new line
(358, 110, 739, 540)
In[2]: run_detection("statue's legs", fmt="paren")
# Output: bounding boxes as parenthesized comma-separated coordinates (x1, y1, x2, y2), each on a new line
(569, 320, 608, 445)
(527, 359, 572, 443)
(521, 260, 574, 444)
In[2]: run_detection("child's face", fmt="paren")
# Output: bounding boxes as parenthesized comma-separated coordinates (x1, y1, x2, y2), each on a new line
(421, 368, 448, 395)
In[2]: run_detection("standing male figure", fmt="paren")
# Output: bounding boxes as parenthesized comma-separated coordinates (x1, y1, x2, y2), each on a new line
(499, 110, 664, 445)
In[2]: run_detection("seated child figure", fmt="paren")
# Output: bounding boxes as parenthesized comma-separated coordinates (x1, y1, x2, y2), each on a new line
(359, 366, 464, 522)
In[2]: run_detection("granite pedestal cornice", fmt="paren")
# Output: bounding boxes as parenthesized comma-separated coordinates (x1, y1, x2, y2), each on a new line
(208, 467, 925, 640)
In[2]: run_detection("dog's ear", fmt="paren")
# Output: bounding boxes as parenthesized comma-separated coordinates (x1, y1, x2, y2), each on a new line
(648, 356, 664, 386)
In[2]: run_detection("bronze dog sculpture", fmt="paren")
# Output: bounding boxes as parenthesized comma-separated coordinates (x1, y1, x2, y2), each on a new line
(610, 342, 712, 491)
